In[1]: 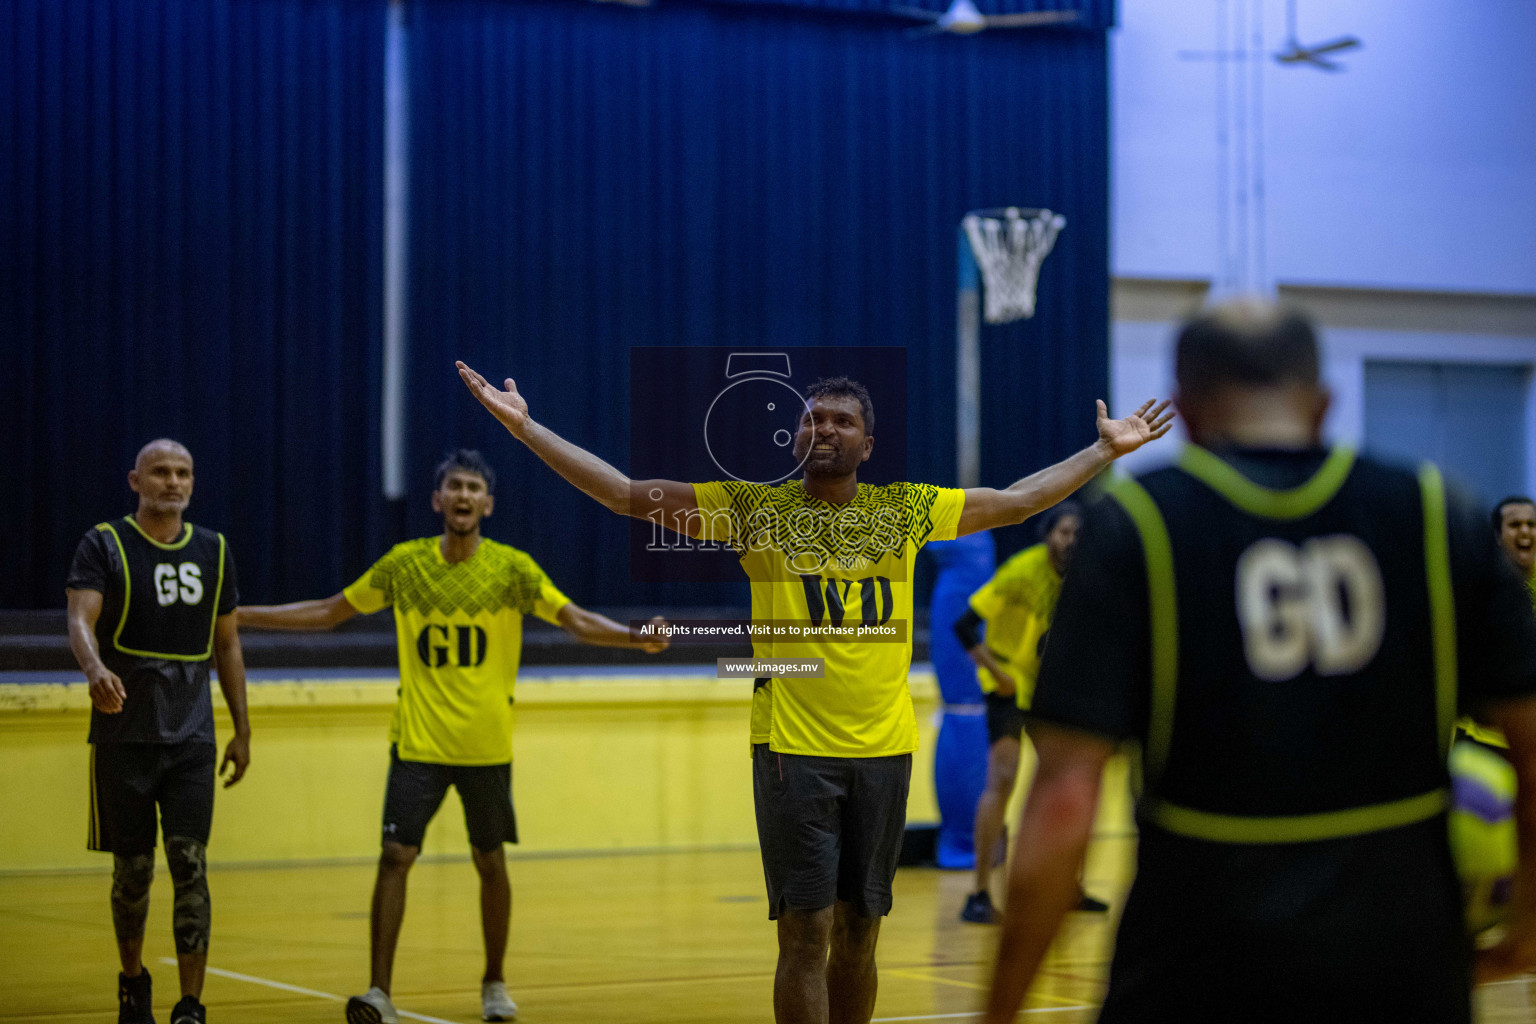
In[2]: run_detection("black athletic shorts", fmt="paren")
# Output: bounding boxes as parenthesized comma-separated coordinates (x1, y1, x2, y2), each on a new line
(985, 691, 1028, 746)
(89, 741, 216, 856)
(382, 746, 518, 851)
(752, 743, 912, 920)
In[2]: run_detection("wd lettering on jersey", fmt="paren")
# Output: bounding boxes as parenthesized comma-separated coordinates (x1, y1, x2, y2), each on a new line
(798, 574, 896, 628)
(1235, 534, 1386, 681)
(416, 624, 489, 668)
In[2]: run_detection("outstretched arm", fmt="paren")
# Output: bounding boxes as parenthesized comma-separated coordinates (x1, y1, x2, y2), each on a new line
(457, 361, 700, 533)
(237, 592, 359, 631)
(557, 605, 671, 654)
(957, 399, 1173, 537)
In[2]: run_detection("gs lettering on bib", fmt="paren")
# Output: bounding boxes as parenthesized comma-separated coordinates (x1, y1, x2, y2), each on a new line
(98, 517, 228, 661)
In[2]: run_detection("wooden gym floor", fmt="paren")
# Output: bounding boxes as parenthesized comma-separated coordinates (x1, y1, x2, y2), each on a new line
(2, 838, 1531, 1024)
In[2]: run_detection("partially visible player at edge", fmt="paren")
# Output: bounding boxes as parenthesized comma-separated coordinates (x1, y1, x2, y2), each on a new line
(457, 359, 1172, 1024)
(952, 500, 1110, 924)
(65, 439, 252, 1024)
(1460, 496, 1536, 750)
(982, 299, 1536, 1024)
(237, 449, 670, 1024)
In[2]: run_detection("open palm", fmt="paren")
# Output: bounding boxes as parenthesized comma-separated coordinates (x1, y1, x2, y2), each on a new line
(457, 361, 530, 436)
(1097, 398, 1174, 456)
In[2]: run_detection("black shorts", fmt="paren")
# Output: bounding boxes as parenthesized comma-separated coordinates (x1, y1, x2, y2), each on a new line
(89, 742, 216, 856)
(752, 743, 912, 920)
(985, 692, 1027, 746)
(382, 746, 518, 851)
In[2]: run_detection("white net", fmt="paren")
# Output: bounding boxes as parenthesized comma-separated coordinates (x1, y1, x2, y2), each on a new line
(962, 207, 1067, 324)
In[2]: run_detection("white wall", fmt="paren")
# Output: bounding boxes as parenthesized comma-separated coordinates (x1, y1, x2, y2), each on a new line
(1111, 0, 1536, 294)
(1111, 316, 1536, 494)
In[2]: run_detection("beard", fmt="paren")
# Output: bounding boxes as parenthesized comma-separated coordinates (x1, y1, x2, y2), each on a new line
(142, 494, 189, 515)
(795, 438, 861, 479)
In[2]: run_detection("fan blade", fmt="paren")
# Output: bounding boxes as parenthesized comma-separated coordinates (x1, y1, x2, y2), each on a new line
(1303, 53, 1342, 71)
(889, 4, 943, 20)
(983, 9, 1080, 28)
(1307, 36, 1362, 55)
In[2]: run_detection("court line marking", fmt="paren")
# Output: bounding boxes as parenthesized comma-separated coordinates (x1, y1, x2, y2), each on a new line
(159, 960, 464, 1024)
(872, 1008, 1089, 1021)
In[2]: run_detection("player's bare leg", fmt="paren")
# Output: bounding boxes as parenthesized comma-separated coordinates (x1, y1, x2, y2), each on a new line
(175, 954, 206, 1000)
(775, 906, 833, 1024)
(369, 841, 418, 992)
(971, 738, 1021, 909)
(471, 845, 511, 984)
(827, 901, 881, 1024)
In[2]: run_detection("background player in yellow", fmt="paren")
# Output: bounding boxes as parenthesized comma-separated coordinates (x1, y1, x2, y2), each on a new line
(65, 439, 251, 1024)
(238, 450, 668, 1024)
(456, 360, 1172, 1024)
(952, 501, 1109, 924)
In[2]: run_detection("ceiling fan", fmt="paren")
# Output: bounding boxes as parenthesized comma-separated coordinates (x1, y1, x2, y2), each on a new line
(1274, 0, 1361, 70)
(889, 0, 1080, 36)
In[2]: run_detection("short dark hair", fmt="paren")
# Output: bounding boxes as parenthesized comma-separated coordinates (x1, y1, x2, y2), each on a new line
(1493, 496, 1535, 533)
(1175, 299, 1321, 397)
(1036, 500, 1083, 541)
(434, 449, 495, 493)
(805, 376, 875, 435)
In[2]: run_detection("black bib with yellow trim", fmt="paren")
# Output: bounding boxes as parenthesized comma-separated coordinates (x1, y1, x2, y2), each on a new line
(97, 517, 228, 661)
(1109, 446, 1455, 844)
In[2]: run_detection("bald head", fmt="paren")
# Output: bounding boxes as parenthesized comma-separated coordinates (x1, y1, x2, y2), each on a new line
(135, 438, 193, 471)
(129, 439, 194, 518)
(1171, 298, 1330, 449)
(1175, 298, 1320, 398)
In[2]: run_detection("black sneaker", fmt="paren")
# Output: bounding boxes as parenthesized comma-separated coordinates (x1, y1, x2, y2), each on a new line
(169, 995, 206, 1024)
(118, 969, 155, 1024)
(1076, 890, 1111, 913)
(960, 890, 1000, 924)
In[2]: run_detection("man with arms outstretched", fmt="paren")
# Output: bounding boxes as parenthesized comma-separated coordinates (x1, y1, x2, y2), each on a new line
(238, 450, 669, 1024)
(458, 361, 1171, 1024)
(66, 439, 251, 1024)
(983, 300, 1536, 1024)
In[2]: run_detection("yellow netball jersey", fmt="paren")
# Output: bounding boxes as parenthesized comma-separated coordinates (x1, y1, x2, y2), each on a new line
(967, 543, 1063, 710)
(342, 537, 569, 765)
(694, 479, 965, 757)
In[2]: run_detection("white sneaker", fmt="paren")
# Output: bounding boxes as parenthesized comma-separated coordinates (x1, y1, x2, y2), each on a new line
(345, 986, 400, 1024)
(481, 980, 519, 1022)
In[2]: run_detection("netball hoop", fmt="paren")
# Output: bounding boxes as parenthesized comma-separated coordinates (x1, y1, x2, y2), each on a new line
(956, 207, 1066, 487)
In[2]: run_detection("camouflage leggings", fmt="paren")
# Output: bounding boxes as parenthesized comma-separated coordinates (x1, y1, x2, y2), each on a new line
(110, 837, 210, 955)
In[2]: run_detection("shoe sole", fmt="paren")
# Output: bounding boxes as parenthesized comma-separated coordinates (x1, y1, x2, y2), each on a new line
(482, 1010, 518, 1022)
(346, 997, 385, 1024)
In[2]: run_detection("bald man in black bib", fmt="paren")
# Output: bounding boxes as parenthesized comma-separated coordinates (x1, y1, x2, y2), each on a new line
(66, 439, 252, 1024)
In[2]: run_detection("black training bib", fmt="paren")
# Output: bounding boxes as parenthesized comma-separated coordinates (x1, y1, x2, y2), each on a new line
(1112, 446, 1454, 842)
(96, 517, 228, 661)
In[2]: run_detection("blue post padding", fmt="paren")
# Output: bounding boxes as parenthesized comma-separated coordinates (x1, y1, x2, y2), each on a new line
(933, 711, 992, 868)
(927, 533, 996, 705)
(926, 532, 997, 868)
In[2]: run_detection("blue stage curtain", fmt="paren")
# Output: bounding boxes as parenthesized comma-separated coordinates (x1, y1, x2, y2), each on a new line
(404, 0, 1109, 606)
(1, 0, 385, 607)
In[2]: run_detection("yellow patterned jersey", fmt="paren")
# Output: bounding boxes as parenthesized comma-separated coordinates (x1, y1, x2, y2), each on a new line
(693, 479, 965, 757)
(967, 543, 1062, 710)
(342, 537, 569, 765)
